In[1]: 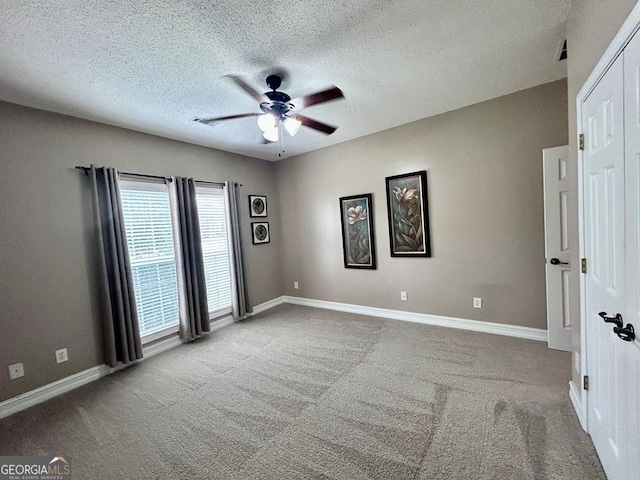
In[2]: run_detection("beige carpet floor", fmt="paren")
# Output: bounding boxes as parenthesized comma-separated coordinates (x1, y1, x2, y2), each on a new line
(0, 304, 605, 479)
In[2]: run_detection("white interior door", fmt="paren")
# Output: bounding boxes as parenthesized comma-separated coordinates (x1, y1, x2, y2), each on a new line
(583, 54, 626, 480)
(622, 30, 640, 478)
(543, 145, 572, 351)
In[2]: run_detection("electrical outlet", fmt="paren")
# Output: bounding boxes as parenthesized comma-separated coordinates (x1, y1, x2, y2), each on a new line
(473, 297, 482, 309)
(9, 363, 24, 380)
(400, 291, 407, 301)
(294, 281, 299, 290)
(55, 348, 68, 364)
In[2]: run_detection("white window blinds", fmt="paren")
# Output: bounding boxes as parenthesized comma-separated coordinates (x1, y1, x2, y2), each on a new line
(119, 180, 179, 338)
(196, 186, 232, 315)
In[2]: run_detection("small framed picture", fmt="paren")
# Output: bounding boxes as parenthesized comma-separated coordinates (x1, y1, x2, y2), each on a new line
(249, 195, 268, 217)
(251, 222, 270, 244)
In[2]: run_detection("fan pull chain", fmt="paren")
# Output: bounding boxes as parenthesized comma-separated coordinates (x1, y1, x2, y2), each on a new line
(278, 121, 285, 157)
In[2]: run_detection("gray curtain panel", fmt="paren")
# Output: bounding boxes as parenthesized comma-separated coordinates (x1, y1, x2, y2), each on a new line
(175, 177, 211, 340)
(225, 181, 253, 319)
(89, 165, 143, 367)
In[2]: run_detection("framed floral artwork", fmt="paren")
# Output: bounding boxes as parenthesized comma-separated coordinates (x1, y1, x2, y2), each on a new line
(249, 195, 267, 217)
(251, 222, 270, 244)
(385, 171, 431, 257)
(339, 193, 377, 269)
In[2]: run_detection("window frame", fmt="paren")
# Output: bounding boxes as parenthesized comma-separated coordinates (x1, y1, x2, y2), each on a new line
(119, 177, 180, 344)
(195, 184, 233, 320)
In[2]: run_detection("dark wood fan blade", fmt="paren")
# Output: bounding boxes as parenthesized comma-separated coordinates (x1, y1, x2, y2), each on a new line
(290, 86, 344, 110)
(192, 112, 259, 125)
(292, 114, 337, 135)
(225, 75, 269, 104)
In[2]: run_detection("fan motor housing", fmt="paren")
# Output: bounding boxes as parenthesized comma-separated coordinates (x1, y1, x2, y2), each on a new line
(261, 90, 292, 116)
(265, 74, 282, 90)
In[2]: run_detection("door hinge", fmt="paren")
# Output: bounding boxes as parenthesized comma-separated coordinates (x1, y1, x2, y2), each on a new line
(579, 133, 585, 150)
(583, 375, 589, 390)
(581, 258, 587, 274)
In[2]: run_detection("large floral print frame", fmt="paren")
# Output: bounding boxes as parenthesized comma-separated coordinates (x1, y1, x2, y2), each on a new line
(339, 193, 377, 269)
(385, 171, 431, 257)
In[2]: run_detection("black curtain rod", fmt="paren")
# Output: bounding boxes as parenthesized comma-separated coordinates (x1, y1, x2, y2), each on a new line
(75, 167, 240, 187)
(195, 179, 229, 187)
(75, 166, 172, 182)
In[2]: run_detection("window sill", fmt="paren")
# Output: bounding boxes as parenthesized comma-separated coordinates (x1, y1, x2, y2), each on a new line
(209, 306, 231, 321)
(140, 307, 231, 346)
(141, 324, 179, 345)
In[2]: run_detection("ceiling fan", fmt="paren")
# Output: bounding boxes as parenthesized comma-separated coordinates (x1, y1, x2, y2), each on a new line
(192, 74, 345, 150)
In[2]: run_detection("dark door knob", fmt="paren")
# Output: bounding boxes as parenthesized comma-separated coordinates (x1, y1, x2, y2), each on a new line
(598, 312, 624, 328)
(550, 257, 569, 265)
(613, 324, 635, 342)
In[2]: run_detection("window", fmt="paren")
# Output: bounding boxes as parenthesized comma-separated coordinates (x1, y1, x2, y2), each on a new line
(120, 179, 179, 341)
(118, 179, 231, 343)
(196, 186, 232, 316)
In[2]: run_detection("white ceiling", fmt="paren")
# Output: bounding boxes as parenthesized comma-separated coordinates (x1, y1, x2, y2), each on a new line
(0, 0, 570, 161)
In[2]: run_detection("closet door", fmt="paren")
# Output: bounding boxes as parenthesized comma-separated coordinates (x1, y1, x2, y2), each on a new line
(623, 29, 640, 479)
(584, 29, 640, 480)
(583, 53, 626, 480)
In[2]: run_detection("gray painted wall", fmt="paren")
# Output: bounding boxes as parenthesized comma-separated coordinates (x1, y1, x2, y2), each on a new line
(0, 101, 282, 401)
(275, 80, 568, 329)
(566, 0, 638, 390)
(1, 79, 571, 404)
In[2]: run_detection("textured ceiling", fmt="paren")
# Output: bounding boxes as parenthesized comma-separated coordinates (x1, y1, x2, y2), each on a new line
(0, 0, 570, 161)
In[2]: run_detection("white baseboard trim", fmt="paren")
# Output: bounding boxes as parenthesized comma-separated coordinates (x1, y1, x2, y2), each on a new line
(143, 314, 237, 359)
(0, 295, 546, 419)
(0, 331, 193, 419)
(283, 296, 548, 342)
(143, 335, 182, 358)
(210, 316, 236, 331)
(0, 365, 109, 419)
(0, 297, 280, 420)
(252, 295, 286, 314)
(569, 380, 587, 432)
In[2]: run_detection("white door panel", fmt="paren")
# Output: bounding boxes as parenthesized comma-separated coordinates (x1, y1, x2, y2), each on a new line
(623, 29, 640, 478)
(583, 29, 640, 479)
(543, 145, 572, 351)
(584, 53, 625, 480)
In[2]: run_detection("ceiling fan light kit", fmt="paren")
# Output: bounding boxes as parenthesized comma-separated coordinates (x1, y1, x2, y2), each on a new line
(283, 116, 301, 136)
(258, 115, 302, 142)
(193, 74, 344, 155)
(261, 123, 279, 143)
(257, 113, 277, 134)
